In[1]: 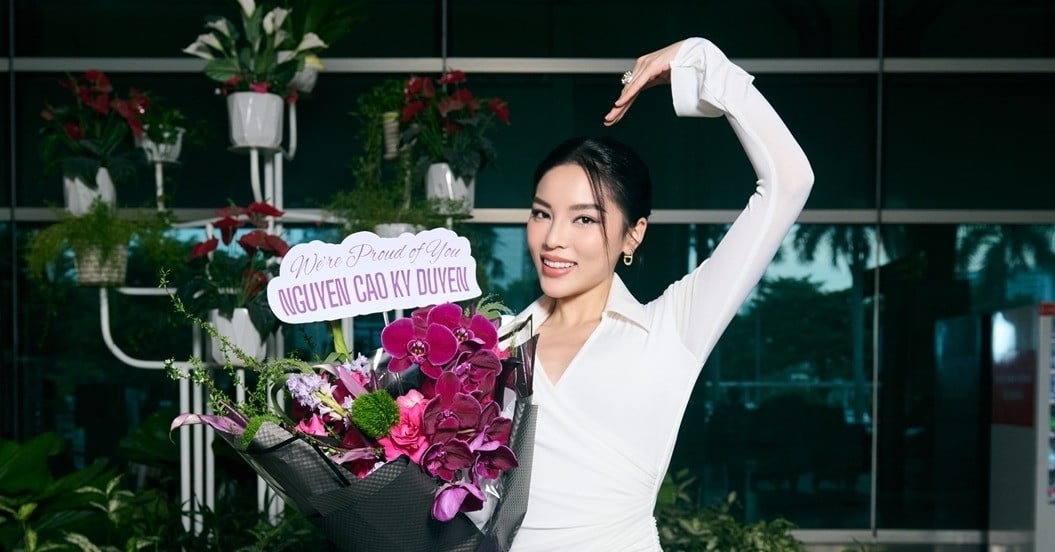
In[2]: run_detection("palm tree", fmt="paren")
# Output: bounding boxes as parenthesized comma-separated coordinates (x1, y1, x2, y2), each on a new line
(791, 224, 876, 422)
(956, 224, 1055, 310)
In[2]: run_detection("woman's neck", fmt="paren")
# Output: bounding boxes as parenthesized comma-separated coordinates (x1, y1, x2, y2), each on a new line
(544, 275, 615, 328)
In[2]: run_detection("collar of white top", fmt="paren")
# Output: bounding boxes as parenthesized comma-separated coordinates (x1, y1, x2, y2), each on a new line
(512, 273, 649, 333)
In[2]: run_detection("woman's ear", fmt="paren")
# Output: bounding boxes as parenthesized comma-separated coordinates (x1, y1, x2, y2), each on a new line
(623, 217, 648, 254)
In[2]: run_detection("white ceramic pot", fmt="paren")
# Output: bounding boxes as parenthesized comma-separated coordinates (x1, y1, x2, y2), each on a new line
(137, 125, 186, 163)
(63, 167, 116, 216)
(373, 223, 424, 238)
(208, 308, 267, 366)
(227, 92, 284, 149)
(290, 66, 319, 94)
(425, 162, 474, 214)
(74, 244, 128, 286)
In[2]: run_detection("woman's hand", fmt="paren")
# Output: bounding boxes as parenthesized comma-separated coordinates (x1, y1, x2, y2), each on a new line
(603, 40, 686, 126)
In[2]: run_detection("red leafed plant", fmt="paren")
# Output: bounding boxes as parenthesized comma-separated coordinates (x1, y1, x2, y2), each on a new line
(400, 70, 511, 182)
(38, 70, 150, 189)
(177, 201, 290, 340)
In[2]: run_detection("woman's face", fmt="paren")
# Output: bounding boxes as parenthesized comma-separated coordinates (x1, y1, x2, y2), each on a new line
(527, 163, 640, 301)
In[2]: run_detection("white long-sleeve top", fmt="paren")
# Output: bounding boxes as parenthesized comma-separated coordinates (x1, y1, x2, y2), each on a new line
(508, 38, 815, 551)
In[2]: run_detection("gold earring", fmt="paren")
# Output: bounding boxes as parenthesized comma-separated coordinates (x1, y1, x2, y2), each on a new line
(623, 252, 634, 266)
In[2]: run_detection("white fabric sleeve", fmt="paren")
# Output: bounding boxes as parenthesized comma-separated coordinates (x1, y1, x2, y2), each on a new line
(663, 37, 815, 363)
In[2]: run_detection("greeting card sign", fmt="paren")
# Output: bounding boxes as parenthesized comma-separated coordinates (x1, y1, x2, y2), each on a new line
(266, 228, 481, 324)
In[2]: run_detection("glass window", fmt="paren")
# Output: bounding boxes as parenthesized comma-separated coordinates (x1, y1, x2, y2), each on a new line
(884, 0, 1055, 58)
(449, 0, 878, 58)
(13, 0, 436, 57)
(673, 223, 874, 529)
(882, 74, 1055, 209)
(0, 73, 8, 208)
(873, 223, 1055, 530)
(472, 73, 877, 210)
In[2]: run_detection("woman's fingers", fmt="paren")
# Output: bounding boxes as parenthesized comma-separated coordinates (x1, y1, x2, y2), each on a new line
(603, 40, 685, 127)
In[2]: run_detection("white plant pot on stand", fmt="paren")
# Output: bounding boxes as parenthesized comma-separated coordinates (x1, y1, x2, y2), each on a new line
(63, 167, 116, 216)
(137, 125, 186, 210)
(227, 92, 284, 149)
(208, 308, 267, 366)
(425, 162, 475, 214)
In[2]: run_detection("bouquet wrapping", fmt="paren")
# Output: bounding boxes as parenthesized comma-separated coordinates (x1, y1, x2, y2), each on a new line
(174, 310, 537, 552)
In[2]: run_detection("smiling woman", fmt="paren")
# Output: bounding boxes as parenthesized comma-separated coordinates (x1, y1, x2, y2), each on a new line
(506, 36, 813, 551)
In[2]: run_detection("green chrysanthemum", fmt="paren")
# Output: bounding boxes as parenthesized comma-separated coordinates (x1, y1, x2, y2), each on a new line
(242, 413, 282, 450)
(351, 390, 400, 439)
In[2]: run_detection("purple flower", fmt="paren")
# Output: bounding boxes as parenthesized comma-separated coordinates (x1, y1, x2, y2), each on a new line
(450, 348, 501, 401)
(380, 317, 458, 375)
(432, 481, 485, 521)
(286, 373, 326, 410)
(471, 441, 518, 480)
(423, 371, 482, 441)
(427, 303, 499, 350)
(476, 401, 512, 446)
(421, 437, 474, 481)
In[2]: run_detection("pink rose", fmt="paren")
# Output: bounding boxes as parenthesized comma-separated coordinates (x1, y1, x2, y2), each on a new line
(378, 390, 429, 464)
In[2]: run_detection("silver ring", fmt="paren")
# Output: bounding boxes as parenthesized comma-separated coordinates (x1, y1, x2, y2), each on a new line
(621, 70, 633, 85)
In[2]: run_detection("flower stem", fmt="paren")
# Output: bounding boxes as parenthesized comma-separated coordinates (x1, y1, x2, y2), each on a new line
(330, 319, 349, 356)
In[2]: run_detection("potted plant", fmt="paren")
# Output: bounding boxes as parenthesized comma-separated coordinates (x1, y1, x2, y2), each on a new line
(182, 0, 330, 148)
(280, 0, 363, 94)
(25, 198, 144, 287)
(400, 70, 511, 213)
(176, 201, 290, 366)
(38, 70, 149, 215)
(136, 95, 210, 164)
(325, 79, 444, 236)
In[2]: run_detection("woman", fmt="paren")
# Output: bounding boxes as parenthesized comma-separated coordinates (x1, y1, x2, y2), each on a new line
(509, 37, 814, 551)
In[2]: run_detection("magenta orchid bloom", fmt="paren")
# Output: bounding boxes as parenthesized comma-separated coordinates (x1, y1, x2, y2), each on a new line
(471, 440, 518, 480)
(427, 303, 499, 350)
(380, 317, 459, 374)
(450, 348, 502, 401)
(476, 401, 512, 446)
(432, 481, 485, 522)
(421, 437, 474, 481)
(423, 372, 482, 441)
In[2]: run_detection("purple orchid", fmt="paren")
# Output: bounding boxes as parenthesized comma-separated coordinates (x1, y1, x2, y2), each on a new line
(450, 348, 502, 401)
(432, 480, 485, 522)
(471, 440, 518, 480)
(421, 436, 475, 481)
(427, 302, 499, 350)
(423, 371, 482, 441)
(380, 317, 459, 375)
(476, 401, 512, 446)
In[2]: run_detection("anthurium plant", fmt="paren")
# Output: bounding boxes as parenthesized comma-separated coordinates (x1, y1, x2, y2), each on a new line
(401, 70, 511, 182)
(38, 70, 149, 189)
(177, 201, 290, 340)
(182, 0, 330, 102)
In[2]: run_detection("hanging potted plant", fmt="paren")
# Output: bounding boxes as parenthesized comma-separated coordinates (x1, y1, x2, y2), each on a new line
(38, 70, 149, 215)
(183, 0, 330, 149)
(324, 79, 443, 237)
(400, 70, 511, 215)
(176, 201, 289, 366)
(25, 198, 144, 287)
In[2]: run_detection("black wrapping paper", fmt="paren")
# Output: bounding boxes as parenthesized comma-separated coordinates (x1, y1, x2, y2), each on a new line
(212, 330, 538, 552)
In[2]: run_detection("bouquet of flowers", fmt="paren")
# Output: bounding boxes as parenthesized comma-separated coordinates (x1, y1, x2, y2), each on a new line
(169, 299, 537, 551)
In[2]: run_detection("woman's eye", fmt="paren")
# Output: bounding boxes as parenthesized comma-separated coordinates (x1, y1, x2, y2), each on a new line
(529, 209, 549, 220)
(574, 216, 597, 224)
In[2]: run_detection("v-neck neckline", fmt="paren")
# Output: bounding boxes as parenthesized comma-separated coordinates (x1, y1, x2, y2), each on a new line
(536, 316, 606, 389)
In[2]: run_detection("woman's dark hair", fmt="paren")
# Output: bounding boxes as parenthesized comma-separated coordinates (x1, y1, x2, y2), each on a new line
(532, 137, 653, 250)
